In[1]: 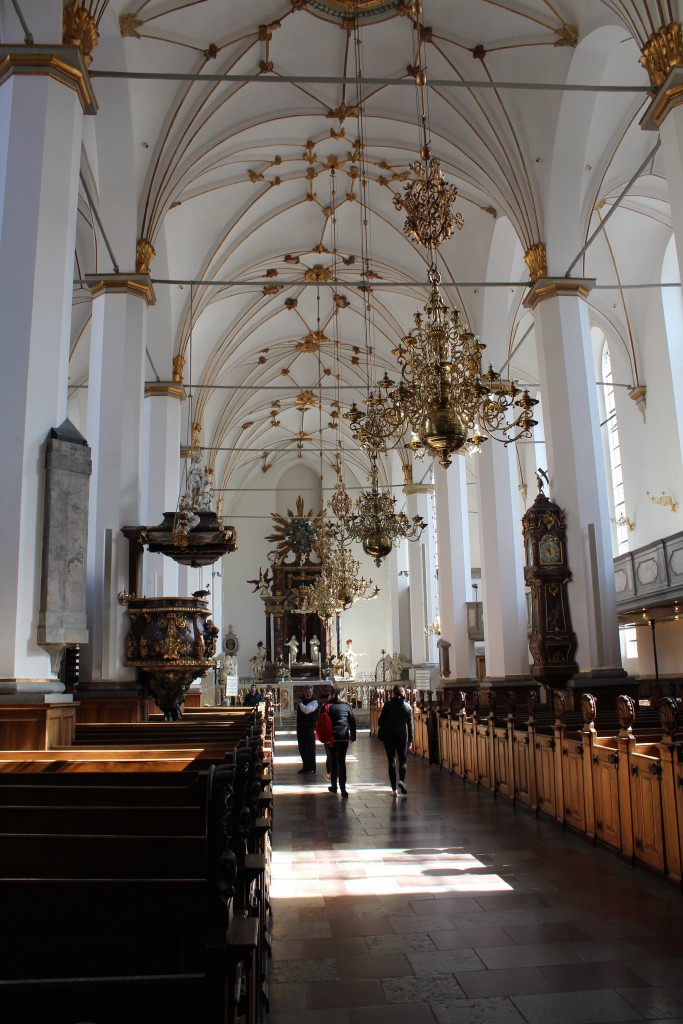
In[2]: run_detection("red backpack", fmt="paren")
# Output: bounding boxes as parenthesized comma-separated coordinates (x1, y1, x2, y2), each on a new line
(315, 704, 333, 745)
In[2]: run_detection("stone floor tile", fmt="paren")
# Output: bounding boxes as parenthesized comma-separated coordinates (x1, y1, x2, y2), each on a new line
(431, 995, 528, 1024)
(432, 927, 515, 950)
(502, 922, 589, 944)
(539, 962, 652, 992)
(618, 985, 683, 1019)
(349, 1003, 437, 1024)
(299, 936, 368, 959)
(624, 960, 683, 986)
(382, 974, 465, 1003)
(305, 978, 386, 1010)
(269, 981, 309, 1012)
(269, 1011, 351, 1024)
(566, 939, 654, 963)
(366, 933, 437, 955)
(337, 953, 413, 980)
(511, 989, 647, 1024)
(270, 957, 339, 983)
(406, 949, 486, 974)
(476, 942, 580, 970)
(456, 966, 555, 998)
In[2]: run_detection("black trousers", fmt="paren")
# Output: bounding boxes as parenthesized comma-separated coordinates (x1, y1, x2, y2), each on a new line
(330, 741, 349, 791)
(383, 737, 408, 790)
(298, 728, 316, 772)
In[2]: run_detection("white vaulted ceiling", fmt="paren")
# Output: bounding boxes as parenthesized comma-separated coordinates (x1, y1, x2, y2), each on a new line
(61, 0, 669, 507)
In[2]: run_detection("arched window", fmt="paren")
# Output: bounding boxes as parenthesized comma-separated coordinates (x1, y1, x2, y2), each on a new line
(601, 341, 629, 555)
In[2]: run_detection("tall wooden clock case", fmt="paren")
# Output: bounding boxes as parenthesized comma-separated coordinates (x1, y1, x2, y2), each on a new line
(522, 476, 578, 684)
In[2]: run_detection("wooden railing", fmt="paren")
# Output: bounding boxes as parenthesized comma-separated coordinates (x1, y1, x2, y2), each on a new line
(371, 687, 683, 886)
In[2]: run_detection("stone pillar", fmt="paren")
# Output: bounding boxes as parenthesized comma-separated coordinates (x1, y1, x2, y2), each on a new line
(403, 477, 437, 668)
(434, 461, 475, 682)
(82, 276, 155, 683)
(642, 69, 683, 291)
(0, 48, 95, 692)
(476, 441, 531, 684)
(524, 279, 624, 681)
(142, 380, 184, 598)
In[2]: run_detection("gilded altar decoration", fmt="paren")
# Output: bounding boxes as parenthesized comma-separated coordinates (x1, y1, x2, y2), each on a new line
(63, 1, 99, 67)
(640, 21, 683, 88)
(265, 495, 326, 564)
(135, 237, 156, 275)
(524, 242, 548, 282)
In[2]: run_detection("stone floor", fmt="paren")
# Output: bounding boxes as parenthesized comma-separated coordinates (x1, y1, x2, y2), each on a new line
(269, 727, 683, 1024)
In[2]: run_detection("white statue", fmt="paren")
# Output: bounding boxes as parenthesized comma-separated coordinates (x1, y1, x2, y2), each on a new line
(286, 635, 299, 663)
(310, 635, 320, 662)
(250, 641, 267, 680)
(344, 639, 358, 681)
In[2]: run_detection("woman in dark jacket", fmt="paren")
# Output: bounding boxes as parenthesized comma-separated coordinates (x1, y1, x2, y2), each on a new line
(327, 687, 356, 799)
(377, 684, 413, 796)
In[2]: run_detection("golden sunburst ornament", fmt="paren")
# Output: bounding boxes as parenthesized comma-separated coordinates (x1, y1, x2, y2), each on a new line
(265, 495, 326, 564)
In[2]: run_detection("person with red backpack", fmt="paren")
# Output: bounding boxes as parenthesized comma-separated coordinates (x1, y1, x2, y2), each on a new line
(315, 690, 334, 780)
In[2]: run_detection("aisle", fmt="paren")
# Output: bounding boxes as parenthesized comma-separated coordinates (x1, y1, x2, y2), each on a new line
(269, 727, 683, 1024)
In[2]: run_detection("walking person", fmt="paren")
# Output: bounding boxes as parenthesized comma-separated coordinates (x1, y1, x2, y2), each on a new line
(377, 684, 413, 796)
(327, 687, 356, 798)
(297, 685, 319, 774)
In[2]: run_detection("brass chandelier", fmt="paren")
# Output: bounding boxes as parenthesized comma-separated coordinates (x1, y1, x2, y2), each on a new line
(396, 267, 538, 468)
(346, 457, 426, 566)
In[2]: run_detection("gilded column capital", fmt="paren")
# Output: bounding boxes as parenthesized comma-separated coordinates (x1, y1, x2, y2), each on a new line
(145, 380, 186, 401)
(0, 45, 97, 114)
(524, 242, 547, 282)
(62, 0, 99, 69)
(523, 277, 595, 312)
(86, 273, 156, 306)
(639, 21, 683, 89)
(136, 237, 156, 275)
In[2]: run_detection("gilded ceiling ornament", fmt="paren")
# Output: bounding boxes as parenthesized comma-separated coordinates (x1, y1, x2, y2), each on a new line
(172, 355, 185, 383)
(554, 24, 578, 48)
(204, 44, 218, 59)
(304, 264, 332, 282)
(119, 13, 143, 39)
(327, 102, 357, 122)
(297, 330, 330, 352)
(285, 297, 299, 309)
(304, 141, 317, 164)
(294, 389, 318, 409)
(192, 423, 201, 447)
(262, 284, 283, 295)
(248, 169, 265, 183)
(266, 268, 279, 278)
(63, 0, 99, 67)
(639, 21, 683, 87)
(136, 237, 156, 275)
(524, 242, 547, 282)
(284, 254, 300, 264)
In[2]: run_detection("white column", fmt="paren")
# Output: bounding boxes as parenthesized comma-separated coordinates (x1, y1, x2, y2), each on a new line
(82, 278, 154, 681)
(525, 282, 622, 675)
(476, 442, 530, 681)
(404, 482, 437, 666)
(0, 61, 91, 686)
(142, 383, 183, 597)
(434, 461, 475, 681)
(643, 83, 683, 276)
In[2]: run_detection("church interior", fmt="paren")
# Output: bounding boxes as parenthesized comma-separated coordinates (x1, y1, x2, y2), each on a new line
(2, 0, 683, 1020)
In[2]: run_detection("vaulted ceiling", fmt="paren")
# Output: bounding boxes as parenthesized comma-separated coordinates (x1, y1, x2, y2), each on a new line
(62, 0, 671, 508)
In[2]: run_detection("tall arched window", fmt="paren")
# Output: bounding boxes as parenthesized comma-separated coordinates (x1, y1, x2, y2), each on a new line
(601, 342, 629, 555)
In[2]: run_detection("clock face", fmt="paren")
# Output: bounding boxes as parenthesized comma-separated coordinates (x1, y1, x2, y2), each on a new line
(539, 532, 562, 565)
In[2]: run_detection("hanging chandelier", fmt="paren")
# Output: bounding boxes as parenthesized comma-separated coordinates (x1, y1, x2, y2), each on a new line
(394, 266, 538, 468)
(345, 457, 426, 566)
(393, 147, 462, 250)
(344, 371, 405, 456)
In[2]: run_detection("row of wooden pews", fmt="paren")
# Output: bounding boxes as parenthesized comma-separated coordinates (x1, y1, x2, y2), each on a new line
(371, 686, 683, 887)
(0, 704, 274, 1024)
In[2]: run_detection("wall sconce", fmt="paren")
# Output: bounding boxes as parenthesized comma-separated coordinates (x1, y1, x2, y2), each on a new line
(610, 514, 635, 532)
(647, 491, 679, 513)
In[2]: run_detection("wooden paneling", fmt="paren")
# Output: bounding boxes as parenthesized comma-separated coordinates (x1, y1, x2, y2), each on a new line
(534, 734, 557, 818)
(629, 747, 666, 873)
(0, 705, 77, 751)
(561, 738, 586, 832)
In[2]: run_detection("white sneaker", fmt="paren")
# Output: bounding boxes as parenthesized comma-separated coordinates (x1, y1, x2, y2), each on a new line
(391, 790, 398, 797)
(398, 781, 408, 794)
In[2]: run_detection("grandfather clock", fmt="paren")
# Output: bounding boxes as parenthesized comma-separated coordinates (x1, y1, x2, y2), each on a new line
(522, 474, 578, 684)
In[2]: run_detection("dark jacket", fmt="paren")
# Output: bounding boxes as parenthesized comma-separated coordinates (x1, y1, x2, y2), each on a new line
(328, 700, 357, 742)
(297, 695, 319, 732)
(378, 696, 413, 744)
